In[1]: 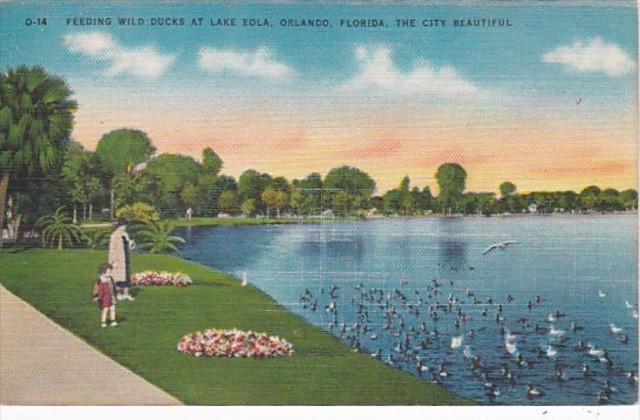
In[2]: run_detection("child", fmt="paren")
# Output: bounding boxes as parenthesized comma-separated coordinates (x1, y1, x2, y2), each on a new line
(93, 262, 118, 328)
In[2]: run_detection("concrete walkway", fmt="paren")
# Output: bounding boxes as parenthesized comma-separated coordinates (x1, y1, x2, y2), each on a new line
(0, 285, 181, 405)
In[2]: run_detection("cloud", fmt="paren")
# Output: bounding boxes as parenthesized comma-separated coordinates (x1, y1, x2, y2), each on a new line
(63, 32, 175, 79)
(542, 37, 635, 77)
(343, 46, 479, 95)
(198, 47, 295, 79)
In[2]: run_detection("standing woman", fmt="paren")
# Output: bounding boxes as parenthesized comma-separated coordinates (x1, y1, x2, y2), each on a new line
(108, 220, 136, 301)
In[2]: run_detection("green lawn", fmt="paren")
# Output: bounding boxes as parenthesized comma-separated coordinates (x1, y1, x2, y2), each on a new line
(78, 216, 361, 232)
(0, 249, 472, 405)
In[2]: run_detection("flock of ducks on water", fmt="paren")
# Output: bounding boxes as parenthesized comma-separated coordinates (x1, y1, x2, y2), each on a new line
(297, 258, 638, 404)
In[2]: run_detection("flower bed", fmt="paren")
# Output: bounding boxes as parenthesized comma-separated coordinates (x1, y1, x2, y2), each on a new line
(131, 271, 192, 287)
(177, 328, 294, 358)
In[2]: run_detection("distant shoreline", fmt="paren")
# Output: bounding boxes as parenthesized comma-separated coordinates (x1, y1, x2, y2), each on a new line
(77, 211, 637, 231)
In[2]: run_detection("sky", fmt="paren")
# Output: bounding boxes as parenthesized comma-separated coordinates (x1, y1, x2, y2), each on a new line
(0, 1, 638, 194)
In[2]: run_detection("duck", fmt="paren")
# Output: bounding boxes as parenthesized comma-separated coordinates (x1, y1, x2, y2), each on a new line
(481, 373, 494, 390)
(485, 384, 500, 399)
(618, 334, 629, 344)
(582, 364, 594, 377)
(547, 313, 557, 323)
(438, 364, 451, 378)
(499, 364, 509, 378)
(574, 340, 586, 351)
(505, 340, 518, 355)
(625, 371, 638, 386)
(598, 350, 613, 368)
(598, 290, 606, 298)
(587, 344, 604, 358)
(535, 324, 549, 333)
(603, 379, 616, 396)
(527, 383, 544, 398)
(597, 390, 609, 405)
(608, 323, 623, 334)
(471, 355, 482, 370)
(463, 345, 473, 359)
(570, 321, 583, 332)
(549, 325, 566, 337)
(546, 345, 558, 358)
(625, 300, 634, 309)
(554, 365, 568, 381)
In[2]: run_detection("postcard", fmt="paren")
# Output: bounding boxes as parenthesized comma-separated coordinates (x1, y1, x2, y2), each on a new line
(0, 0, 638, 412)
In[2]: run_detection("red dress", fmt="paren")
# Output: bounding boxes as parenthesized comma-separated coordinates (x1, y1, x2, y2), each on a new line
(97, 281, 115, 309)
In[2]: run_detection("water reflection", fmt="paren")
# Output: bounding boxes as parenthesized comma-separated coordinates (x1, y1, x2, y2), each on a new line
(437, 238, 468, 270)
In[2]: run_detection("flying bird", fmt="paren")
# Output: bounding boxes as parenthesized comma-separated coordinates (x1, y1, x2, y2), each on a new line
(482, 241, 518, 255)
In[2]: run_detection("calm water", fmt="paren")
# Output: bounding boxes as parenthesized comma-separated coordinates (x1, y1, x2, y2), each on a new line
(176, 215, 639, 405)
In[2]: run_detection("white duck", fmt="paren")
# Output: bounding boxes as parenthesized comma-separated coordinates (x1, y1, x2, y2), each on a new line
(505, 330, 517, 343)
(587, 344, 604, 358)
(463, 345, 473, 359)
(598, 290, 606, 298)
(549, 326, 565, 337)
(505, 340, 518, 355)
(608, 324, 623, 334)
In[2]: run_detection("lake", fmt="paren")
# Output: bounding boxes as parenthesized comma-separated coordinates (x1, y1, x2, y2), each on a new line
(176, 215, 638, 405)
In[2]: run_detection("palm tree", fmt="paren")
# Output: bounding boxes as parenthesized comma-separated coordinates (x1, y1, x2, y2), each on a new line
(0, 66, 77, 247)
(85, 228, 110, 250)
(136, 221, 185, 254)
(35, 206, 84, 250)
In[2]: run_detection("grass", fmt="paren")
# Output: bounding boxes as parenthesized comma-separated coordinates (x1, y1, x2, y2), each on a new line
(0, 248, 472, 405)
(78, 216, 362, 233)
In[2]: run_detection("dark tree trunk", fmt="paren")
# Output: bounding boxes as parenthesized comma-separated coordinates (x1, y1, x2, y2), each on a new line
(0, 174, 9, 248)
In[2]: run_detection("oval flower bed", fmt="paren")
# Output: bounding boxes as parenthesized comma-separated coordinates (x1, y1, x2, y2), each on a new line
(131, 271, 192, 287)
(177, 328, 294, 358)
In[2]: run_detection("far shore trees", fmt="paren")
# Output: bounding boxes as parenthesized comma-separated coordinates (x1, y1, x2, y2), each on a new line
(218, 190, 240, 214)
(435, 163, 467, 214)
(499, 182, 517, 198)
(1, 64, 637, 239)
(0, 66, 77, 247)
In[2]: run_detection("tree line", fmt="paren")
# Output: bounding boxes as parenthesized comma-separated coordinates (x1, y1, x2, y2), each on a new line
(1, 66, 637, 240)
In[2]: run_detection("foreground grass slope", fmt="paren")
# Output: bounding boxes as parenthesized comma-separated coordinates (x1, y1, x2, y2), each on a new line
(0, 249, 471, 405)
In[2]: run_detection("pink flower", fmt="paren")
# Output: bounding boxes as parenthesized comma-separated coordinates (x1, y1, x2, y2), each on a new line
(176, 328, 294, 359)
